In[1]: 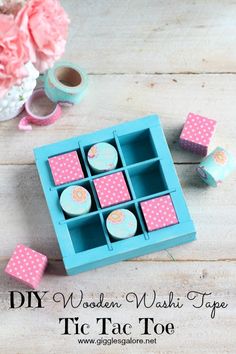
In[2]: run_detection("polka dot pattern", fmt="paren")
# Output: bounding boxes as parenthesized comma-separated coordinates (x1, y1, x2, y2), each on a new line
(49, 151, 84, 186)
(94, 172, 131, 208)
(140, 195, 178, 232)
(4, 244, 47, 289)
(180, 113, 216, 156)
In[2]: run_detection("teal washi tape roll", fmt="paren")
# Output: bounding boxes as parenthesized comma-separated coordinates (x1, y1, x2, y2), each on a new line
(87, 142, 118, 173)
(60, 185, 92, 217)
(106, 209, 137, 240)
(196, 146, 236, 187)
(44, 61, 88, 105)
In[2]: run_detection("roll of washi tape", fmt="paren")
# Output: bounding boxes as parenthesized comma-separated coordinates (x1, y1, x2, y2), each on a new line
(18, 88, 62, 131)
(44, 61, 88, 105)
(87, 142, 118, 173)
(196, 146, 236, 187)
(106, 209, 137, 240)
(60, 185, 92, 217)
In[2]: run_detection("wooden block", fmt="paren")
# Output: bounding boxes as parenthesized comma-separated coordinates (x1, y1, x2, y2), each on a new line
(179, 113, 216, 156)
(4, 244, 47, 289)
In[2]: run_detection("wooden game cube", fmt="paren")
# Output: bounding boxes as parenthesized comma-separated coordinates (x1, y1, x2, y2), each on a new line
(48, 150, 84, 185)
(179, 113, 216, 156)
(94, 171, 131, 208)
(5, 244, 47, 289)
(140, 195, 178, 232)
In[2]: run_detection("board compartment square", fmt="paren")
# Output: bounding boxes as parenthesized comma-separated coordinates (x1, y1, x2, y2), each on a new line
(34, 115, 196, 275)
(128, 161, 167, 198)
(68, 214, 107, 253)
(119, 129, 157, 165)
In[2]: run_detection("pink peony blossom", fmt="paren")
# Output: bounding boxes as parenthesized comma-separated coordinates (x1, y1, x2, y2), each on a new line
(0, 14, 29, 97)
(16, 0, 70, 73)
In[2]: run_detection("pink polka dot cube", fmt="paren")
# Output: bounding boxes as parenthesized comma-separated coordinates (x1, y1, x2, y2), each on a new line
(5, 244, 48, 289)
(49, 151, 84, 186)
(140, 195, 178, 232)
(94, 172, 131, 208)
(179, 113, 216, 156)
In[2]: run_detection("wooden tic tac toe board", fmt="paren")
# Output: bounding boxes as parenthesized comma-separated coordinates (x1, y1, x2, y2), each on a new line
(34, 115, 196, 275)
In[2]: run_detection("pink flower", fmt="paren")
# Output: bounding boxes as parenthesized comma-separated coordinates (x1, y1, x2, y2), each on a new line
(16, 0, 69, 73)
(0, 14, 29, 97)
(0, 1, 27, 16)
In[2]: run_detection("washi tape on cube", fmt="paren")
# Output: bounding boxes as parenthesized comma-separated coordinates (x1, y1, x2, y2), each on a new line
(196, 146, 236, 187)
(179, 113, 216, 156)
(5, 244, 47, 289)
(34, 115, 196, 275)
(87, 142, 118, 173)
(60, 185, 92, 216)
(106, 209, 137, 240)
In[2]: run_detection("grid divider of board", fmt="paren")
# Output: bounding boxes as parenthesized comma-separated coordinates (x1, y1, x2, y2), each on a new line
(98, 212, 113, 251)
(59, 209, 100, 225)
(88, 179, 101, 211)
(113, 131, 127, 167)
(79, 141, 92, 178)
(90, 166, 127, 180)
(134, 202, 149, 240)
(123, 168, 136, 200)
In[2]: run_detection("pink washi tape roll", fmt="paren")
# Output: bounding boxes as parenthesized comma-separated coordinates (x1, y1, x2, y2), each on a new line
(18, 88, 62, 131)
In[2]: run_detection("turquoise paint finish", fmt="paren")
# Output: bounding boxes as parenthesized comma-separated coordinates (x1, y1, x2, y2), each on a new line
(128, 161, 167, 198)
(197, 146, 236, 187)
(60, 185, 91, 217)
(44, 61, 88, 105)
(87, 142, 118, 173)
(106, 209, 137, 240)
(34, 115, 196, 275)
(119, 129, 157, 165)
(69, 214, 107, 253)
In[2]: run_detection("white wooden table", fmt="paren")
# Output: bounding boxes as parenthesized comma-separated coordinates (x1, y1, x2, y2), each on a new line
(1, 1, 235, 353)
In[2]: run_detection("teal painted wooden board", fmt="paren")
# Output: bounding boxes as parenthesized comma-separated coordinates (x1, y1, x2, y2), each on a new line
(34, 115, 196, 275)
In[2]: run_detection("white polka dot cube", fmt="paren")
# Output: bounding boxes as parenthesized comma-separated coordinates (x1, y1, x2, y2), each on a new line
(94, 172, 131, 208)
(179, 113, 216, 156)
(140, 195, 178, 231)
(48, 151, 84, 186)
(4, 244, 48, 289)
